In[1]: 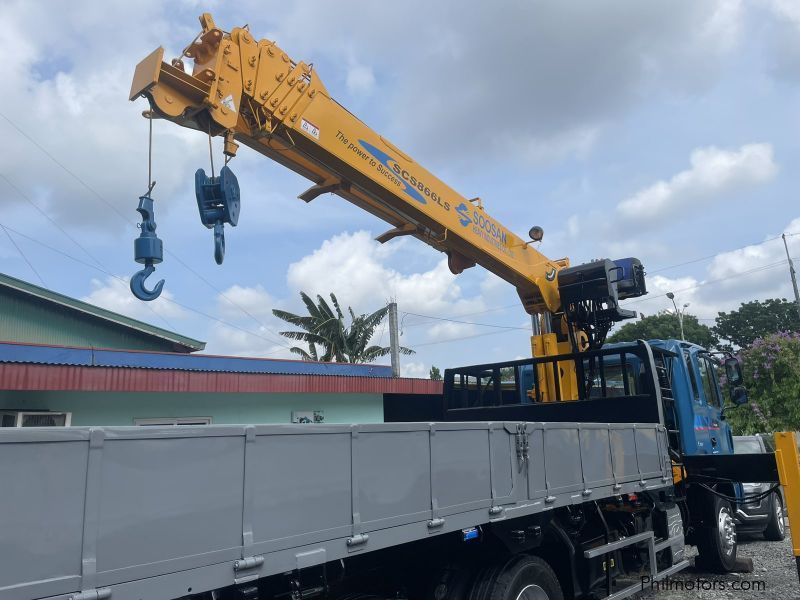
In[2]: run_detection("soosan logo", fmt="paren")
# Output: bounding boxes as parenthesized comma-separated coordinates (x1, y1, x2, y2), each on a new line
(357, 140, 426, 204)
(455, 203, 472, 227)
(455, 202, 508, 246)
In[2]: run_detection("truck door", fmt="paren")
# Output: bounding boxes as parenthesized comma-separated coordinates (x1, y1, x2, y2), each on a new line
(695, 353, 730, 454)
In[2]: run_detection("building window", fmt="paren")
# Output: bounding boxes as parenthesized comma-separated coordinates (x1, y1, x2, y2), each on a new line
(0, 411, 72, 427)
(133, 417, 212, 426)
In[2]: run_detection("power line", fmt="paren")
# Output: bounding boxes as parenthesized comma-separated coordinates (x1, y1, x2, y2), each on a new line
(0, 173, 175, 331)
(401, 310, 528, 330)
(622, 259, 789, 307)
(0, 109, 294, 350)
(0, 172, 104, 268)
(413, 328, 520, 348)
(0, 111, 131, 223)
(647, 232, 799, 275)
(0, 224, 46, 286)
(0, 221, 294, 355)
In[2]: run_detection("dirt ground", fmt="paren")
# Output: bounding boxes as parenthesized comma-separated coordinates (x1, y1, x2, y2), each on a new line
(634, 529, 799, 599)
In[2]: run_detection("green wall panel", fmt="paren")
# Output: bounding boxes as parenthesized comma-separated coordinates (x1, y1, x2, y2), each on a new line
(0, 390, 384, 426)
(0, 290, 179, 352)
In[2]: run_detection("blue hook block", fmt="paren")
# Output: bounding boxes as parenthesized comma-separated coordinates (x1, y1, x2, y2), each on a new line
(130, 195, 165, 301)
(195, 165, 240, 265)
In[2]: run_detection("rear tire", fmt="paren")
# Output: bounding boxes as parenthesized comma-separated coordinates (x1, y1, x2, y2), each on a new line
(469, 555, 563, 600)
(696, 493, 737, 572)
(764, 492, 786, 541)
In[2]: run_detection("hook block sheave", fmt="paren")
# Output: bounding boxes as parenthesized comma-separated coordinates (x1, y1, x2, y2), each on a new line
(195, 165, 240, 264)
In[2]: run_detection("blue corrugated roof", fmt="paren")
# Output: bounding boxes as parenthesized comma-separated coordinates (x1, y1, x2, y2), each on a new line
(0, 342, 393, 378)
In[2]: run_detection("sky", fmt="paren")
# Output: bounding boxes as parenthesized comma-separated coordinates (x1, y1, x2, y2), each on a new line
(1, 0, 799, 377)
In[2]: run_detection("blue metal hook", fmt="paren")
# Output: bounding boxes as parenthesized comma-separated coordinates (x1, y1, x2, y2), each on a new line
(195, 165, 240, 265)
(130, 263, 165, 301)
(130, 194, 165, 301)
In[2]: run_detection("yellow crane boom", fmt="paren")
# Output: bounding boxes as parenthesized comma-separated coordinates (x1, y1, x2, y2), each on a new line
(130, 14, 566, 315)
(129, 13, 646, 398)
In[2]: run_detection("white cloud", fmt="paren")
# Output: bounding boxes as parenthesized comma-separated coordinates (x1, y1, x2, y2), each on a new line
(620, 217, 800, 320)
(216, 284, 275, 320)
(0, 0, 204, 234)
(204, 321, 292, 359)
(764, 0, 800, 30)
(286, 230, 485, 322)
(616, 143, 777, 225)
(705, 217, 800, 297)
(81, 275, 188, 323)
(702, 0, 744, 51)
(251, 0, 744, 164)
(401, 361, 429, 379)
(346, 63, 376, 96)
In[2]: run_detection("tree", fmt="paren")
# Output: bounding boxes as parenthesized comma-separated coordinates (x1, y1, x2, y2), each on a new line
(725, 332, 800, 435)
(429, 366, 442, 381)
(713, 299, 800, 350)
(607, 311, 718, 348)
(273, 292, 414, 363)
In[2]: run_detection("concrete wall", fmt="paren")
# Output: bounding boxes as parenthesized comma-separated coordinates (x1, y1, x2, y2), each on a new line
(0, 390, 384, 426)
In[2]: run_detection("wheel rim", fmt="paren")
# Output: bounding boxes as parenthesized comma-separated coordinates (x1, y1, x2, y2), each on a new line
(776, 497, 785, 536)
(516, 584, 549, 600)
(718, 506, 736, 556)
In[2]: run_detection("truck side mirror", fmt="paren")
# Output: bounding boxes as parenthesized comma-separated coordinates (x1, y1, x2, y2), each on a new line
(732, 386, 748, 406)
(724, 357, 743, 387)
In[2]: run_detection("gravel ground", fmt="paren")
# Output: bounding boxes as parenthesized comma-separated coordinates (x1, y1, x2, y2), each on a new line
(634, 529, 799, 599)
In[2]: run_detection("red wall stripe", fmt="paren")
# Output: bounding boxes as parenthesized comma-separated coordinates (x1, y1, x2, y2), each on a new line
(0, 364, 443, 395)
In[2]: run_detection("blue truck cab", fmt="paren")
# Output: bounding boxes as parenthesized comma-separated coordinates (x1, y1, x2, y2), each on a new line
(606, 339, 736, 457)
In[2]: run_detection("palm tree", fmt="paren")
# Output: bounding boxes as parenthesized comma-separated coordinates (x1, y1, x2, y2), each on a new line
(272, 292, 415, 363)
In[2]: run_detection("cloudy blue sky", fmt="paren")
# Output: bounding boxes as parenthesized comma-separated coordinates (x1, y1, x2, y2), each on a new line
(1, 0, 799, 376)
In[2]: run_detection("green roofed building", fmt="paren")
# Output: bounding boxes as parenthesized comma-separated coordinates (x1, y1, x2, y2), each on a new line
(0, 273, 442, 428)
(0, 272, 204, 353)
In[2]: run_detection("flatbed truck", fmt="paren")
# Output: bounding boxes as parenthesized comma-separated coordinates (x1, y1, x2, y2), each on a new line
(1, 341, 789, 600)
(3, 12, 795, 600)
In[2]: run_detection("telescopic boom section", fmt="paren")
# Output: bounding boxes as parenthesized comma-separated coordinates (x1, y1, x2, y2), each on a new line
(130, 13, 566, 314)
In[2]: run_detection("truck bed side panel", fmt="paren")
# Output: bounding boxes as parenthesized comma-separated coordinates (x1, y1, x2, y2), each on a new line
(0, 422, 671, 600)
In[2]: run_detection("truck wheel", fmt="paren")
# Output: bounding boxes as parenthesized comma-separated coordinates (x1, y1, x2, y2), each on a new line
(696, 494, 737, 572)
(470, 555, 563, 600)
(764, 492, 786, 541)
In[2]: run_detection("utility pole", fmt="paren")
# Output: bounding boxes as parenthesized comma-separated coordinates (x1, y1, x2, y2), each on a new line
(388, 301, 400, 377)
(783, 234, 800, 321)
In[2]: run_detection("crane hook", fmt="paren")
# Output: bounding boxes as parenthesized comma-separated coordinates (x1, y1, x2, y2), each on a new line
(130, 194, 165, 301)
(130, 263, 165, 301)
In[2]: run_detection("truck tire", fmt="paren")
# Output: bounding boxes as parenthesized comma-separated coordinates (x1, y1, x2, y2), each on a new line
(763, 492, 786, 541)
(469, 555, 563, 600)
(696, 494, 737, 572)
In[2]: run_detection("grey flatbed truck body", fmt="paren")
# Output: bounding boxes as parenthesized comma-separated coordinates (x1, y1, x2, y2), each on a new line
(1, 420, 671, 600)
